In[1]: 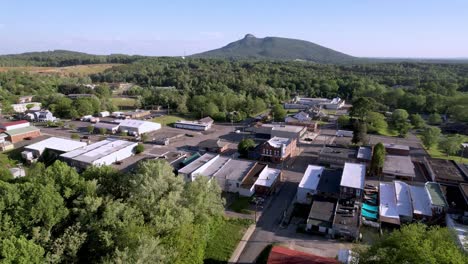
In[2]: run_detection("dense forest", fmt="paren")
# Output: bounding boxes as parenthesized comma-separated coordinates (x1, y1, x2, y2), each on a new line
(0, 160, 227, 263)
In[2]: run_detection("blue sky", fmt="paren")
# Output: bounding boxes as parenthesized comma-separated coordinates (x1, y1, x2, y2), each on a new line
(1, 0, 467, 57)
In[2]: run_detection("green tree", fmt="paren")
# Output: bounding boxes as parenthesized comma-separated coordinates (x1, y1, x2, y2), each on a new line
(421, 126, 441, 150)
(0, 236, 45, 263)
(337, 115, 350, 129)
(350, 97, 376, 120)
(238, 139, 256, 157)
(366, 111, 388, 133)
(87, 125, 94, 134)
(99, 127, 106, 135)
(428, 113, 442, 125)
(391, 109, 411, 137)
(410, 114, 425, 129)
(370, 143, 385, 176)
(357, 224, 466, 264)
(352, 121, 368, 145)
(439, 135, 464, 156)
(70, 133, 80, 140)
(135, 143, 145, 154)
(271, 104, 286, 121)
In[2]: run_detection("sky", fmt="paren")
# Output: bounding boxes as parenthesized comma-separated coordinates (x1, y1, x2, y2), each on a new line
(1, 0, 467, 58)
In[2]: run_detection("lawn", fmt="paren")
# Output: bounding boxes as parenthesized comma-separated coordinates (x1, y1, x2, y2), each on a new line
(204, 218, 252, 264)
(375, 127, 399, 137)
(228, 196, 253, 214)
(151, 115, 192, 126)
(0, 64, 120, 75)
(111, 97, 136, 108)
(418, 134, 468, 163)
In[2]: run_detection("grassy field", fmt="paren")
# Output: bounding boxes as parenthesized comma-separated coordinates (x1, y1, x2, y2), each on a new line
(151, 115, 193, 126)
(204, 218, 252, 264)
(228, 196, 253, 214)
(375, 127, 399, 137)
(419, 134, 468, 163)
(111, 97, 137, 108)
(0, 64, 120, 75)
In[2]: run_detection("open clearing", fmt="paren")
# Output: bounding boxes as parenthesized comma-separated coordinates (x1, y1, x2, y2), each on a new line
(111, 97, 137, 108)
(0, 64, 121, 75)
(151, 115, 192, 126)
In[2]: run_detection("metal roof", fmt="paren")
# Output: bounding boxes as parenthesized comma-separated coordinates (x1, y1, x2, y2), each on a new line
(394, 181, 413, 217)
(340, 163, 365, 189)
(409, 185, 432, 217)
(213, 158, 255, 181)
(255, 167, 280, 187)
(357, 146, 372, 160)
(25, 137, 86, 154)
(299, 165, 325, 190)
(60, 139, 136, 164)
(379, 182, 400, 225)
(178, 153, 217, 175)
(4, 126, 39, 136)
(425, 182, 448, 208)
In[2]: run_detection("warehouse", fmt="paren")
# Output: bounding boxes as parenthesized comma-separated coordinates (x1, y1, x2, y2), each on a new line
(94, 122, 120, 134)
(118, 119, 161, 135)
(60, 139, 137, 170)
(1, 120, 41, 143)
(22, 137, 87, 162)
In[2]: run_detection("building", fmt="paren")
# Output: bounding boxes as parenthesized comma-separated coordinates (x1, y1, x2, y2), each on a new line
(318, 146, 357, 168)
(306, 199, 337, 235)
(267, 246, 339, 264)
(333, 199, 361, 240)
(394, 181, 413, 222)
(239, 163, 281, 197)
(60, 139, 137, 170)
(248, 124, 307, 140)
(9, 167, 26, 178)
(425, 182, 449, 215)
(384, 143, 410, 156)
(0, 121, 41, 143)
(154, 151, 188, 170)
(357, 146, 372, 164)
(339, 163, 366, 199)
(198, 139, 230, 153)
(379, 182, 401, 226)
(210, 158, 255, 193)
(177, 153, 217, 181)
(283, 103, 308, 110)
(17, 95, 33, 104)
(94, 122, 120, 134)
(322, 97, 345, 109)
(260, 137, 297, 163)
(174, 116, 214, 131)
(21, 137, 87, 162)
(123, 110, 151, 119)
(297, 165, 325, 204)
(409, 184, 432, 219)
(99, 111, 110, 117)
(30, 110, 56, 122)
(336, 130, 353, 137)
(284, 112, 318, 132)
(382, 155, 416, 181)
(315, 170, 343, 199)
(0, 133, 13, 151)
(424, 158, 467, 186)
(11, 102, 41, 113)
(118, 119, 161, 135)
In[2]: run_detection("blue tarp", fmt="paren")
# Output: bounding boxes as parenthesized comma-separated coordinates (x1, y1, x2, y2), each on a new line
(362, 210, 378, 220)
(362, 203, 378, 213)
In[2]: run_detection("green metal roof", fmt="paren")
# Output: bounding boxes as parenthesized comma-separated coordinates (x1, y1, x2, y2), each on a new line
(5, 126, 40, 136)
(182, 153, 201, 166)
(426, 182, 448, 207)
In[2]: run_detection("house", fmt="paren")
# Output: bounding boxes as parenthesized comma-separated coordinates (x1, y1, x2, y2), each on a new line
(379, 182, 401, 226)
(197, 139, 230, 153)
(297, 165, 325, 204)
(17, 95, 33, 104)
(384, 143, 410, 156)
(339, 163, 366, 199)
(0, 120, 41, 143)
(267, 246, 339, 264)
(60, 139, 137, 170)
(174, 117, 214, 131)
(425, 182, 449, 215)
(322, 97, 345, 109)
(99, 111, 110, 117)
(260, 137, 297, 163)
(318, 146, 357, 168)
(409, 184, 432, 220)
(21, 137, 87, 162)
(94, 122, 120, 134)
(285, 112, 318, 132)
(0, 133, 13, 151)
(383, 155, 416, 181)
(306, 199, 337, 235)
(32, 110, 56, 122)
(123, 110, 151, 119)
(394, 181, 413, 222)
(11, 102, 41, 113)
(424, 158, 467, 186)
(118, 119, 161, 135)
(357, 146, 372, 164)
(239, 163, 281, 197)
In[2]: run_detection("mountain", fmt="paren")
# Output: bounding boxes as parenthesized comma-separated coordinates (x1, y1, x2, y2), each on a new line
(191, 34, 357, 63)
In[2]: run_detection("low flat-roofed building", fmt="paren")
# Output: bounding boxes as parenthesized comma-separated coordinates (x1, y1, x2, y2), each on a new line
(4, 126, 41, 143)
(123, 110, 151, 119)
(333, 199, 361, 240)
(318, 146, 357, 168)
(260, 124, 307, 140)
(316, 169, 343, 199)
(409, 184, 433, 219)
(174, 120, 211, 131)
(253, 166, 281, 196)
(383, 155, 415, 181)
(198, 139, 230, 153)
(394, 181, 413, 222)
(357, 146, 372, 163)
(384, 143, 410, 156)
(340, 163, 366, 199)
(239, 163, 267, 197)
(260, 136, 297, 163)
(118, 119, 161, 135)
(60, 139, 137, 170)
(0, 120, 30, 131)
(22, 137, 87, 161)
(425, 182, 449, 215)
(297, 165, 325, 204)
(306, 199, 336, 235)
(94, 122, 120, 134)
(424, 158, 467, 186)
(177, 153, 217, 181)
(17, 95, 33, 104)
(379, 182, 400, 225)
(193, 155, 231, 180)
(154, 151, 188, 170)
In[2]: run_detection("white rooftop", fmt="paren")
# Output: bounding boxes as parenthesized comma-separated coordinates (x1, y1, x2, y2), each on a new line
(178, 153, 217, 175)
(255, 167, 281, 187)
(409, 185, 432, 217)
(340, 163, 366, 189)
(25, 137, 87, 155)
(60, 139, 136, 164)
(379, 182, 400, 222)
(299, 165, 325, 190)
(118, 119, 152, 128)
(384, 143, 410, 151)
(213, 158, 255, 181)
(267, 137, 291, 148)
(262, 124, 304, 133)
(394, 181, 413, 217)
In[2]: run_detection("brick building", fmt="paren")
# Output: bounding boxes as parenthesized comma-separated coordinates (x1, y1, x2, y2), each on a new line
(260, 136, 297, 163)
(0, 120, 41, 144)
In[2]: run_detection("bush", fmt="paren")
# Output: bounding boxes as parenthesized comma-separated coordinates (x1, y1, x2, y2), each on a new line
(134, 143, 145, 154)
(70, 133, 80, 140)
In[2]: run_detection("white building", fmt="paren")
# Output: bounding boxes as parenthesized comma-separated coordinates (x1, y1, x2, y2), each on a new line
(177, 153, 217, 181)
(340, 163, 366, 199)
(323, 97, 345, 109)
(211, 158, 255, 193)
(11, 102, 41, 113)
(297, 165, 325, 204)
(99, 111, 110, 117)
(174, 120, 211, 131)
(0, 120, 30, 131)
(409, 184, 432, 219)
(22, 137, 87, 161)
(94, 122, 120, 134)
(118, 119, 161, 135)
(60, 139, 137, 170)
(379, 182, 401, 225)
(394, 181, 413, 222)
